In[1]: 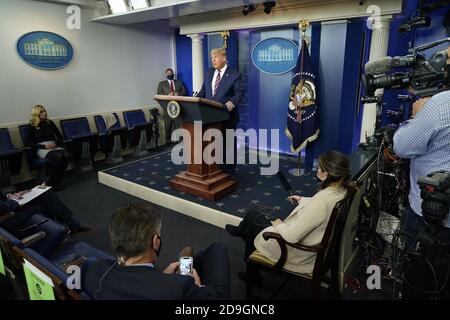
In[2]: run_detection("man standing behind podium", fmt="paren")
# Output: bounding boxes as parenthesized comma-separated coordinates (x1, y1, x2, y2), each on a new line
(197, 48, 244, 174)
(157, 68, 187, 144)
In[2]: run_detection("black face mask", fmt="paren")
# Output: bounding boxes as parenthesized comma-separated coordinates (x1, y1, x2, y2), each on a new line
(154, 235, 162, 257)
(444, 64, 450, 86)
(167, 75, 174, 80)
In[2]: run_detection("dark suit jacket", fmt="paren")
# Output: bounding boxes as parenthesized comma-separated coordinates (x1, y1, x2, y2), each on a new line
(157, 79, 187, 96)
(197, 67, 244, 126)
(84, 260, 220, 300)
(0, 192, 19, 215)
(0, 191, 45, 232)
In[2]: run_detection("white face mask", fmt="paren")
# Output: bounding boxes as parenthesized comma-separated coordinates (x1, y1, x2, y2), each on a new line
(316, 168, 327, 181)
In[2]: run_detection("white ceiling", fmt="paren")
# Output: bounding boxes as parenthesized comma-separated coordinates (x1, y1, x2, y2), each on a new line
(90, 0, 332, 25)
(33, 0, 396, 27)
(32, 0, 98, 7)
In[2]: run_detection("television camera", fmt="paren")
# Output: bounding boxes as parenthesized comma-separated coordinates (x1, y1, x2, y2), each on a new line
(362, 38, 450, 99)
(401, 171, 450, 299)
(150, 108, 160, 149)
(398, 0, 450, 34)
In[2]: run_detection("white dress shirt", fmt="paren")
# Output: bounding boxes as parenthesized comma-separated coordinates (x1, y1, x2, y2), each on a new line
(167, 80, 175, 91)
(211, 64, 227, 96)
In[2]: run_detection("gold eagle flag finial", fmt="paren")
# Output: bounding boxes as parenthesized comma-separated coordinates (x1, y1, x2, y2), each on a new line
(220, 30, 230, 48)
(299, 19, 311, 47)
(299, 19, 310, 37)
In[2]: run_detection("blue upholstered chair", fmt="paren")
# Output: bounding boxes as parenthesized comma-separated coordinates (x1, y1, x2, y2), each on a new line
(0, 213, 70, 299)
(59, 118, 98, 172)
(11, 242, 114, 300)
(94, 113, 127, 163)
(0, 128, 23, 189)
(18, 124, 52, 183)
(0, 212, 69, 258)
(18, 214, 69, 257)
(123, 110, 152, 156)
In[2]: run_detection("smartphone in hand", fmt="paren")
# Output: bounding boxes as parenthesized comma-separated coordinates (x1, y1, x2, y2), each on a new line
(179, 256, 193, 276)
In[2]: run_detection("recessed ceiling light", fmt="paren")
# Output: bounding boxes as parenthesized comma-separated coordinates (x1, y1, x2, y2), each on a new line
(107, 0, 128, 14)
(129, 0, 149, 10)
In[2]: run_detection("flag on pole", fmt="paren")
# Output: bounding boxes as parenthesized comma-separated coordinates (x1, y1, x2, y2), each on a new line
(285, 39, 319, 153)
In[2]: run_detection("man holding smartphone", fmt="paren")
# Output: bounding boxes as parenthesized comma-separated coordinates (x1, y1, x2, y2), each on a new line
(84, 202, 231, 299)
(179, 256, 193, 276)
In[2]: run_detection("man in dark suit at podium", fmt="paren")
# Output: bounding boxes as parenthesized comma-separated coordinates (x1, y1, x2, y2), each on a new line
(157, 68, 187, 144)
(197, 48, 244, 174)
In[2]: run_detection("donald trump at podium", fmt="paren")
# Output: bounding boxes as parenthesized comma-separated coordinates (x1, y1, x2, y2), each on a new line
(197, 48, 244, 174)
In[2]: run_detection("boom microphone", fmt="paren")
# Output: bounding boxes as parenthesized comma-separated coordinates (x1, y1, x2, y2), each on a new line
(365, 55, 416, 75)
(277, 171, 299, 205)
(277, 171, 293, 195)
(365, 57, 393, 75)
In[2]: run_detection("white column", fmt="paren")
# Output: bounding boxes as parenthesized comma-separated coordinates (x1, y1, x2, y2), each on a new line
(187, 33, 204, 93)
(360, 15, 392, 143)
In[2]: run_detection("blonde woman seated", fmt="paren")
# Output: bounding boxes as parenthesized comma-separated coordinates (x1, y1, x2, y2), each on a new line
(28, 105, 70, 190)
(225, 150, 354, 284)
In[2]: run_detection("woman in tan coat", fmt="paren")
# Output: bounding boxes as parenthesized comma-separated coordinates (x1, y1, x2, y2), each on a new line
(225, 150, 354, 283)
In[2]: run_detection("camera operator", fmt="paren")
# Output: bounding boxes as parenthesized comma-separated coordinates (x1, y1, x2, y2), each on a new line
(393, 46, 450, 248)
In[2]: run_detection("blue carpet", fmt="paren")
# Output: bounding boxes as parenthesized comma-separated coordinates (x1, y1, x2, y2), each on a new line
(102, 149, 320, 220)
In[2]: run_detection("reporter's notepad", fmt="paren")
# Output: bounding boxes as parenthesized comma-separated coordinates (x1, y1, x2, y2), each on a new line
(18, 186, 52, 206)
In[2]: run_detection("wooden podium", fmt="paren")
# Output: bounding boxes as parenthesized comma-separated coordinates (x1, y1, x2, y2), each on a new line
(154, 95, 236, 200)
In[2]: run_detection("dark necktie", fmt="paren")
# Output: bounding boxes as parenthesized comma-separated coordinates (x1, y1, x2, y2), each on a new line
(169, 81, 175, 93)
(213, 71, 221, 96)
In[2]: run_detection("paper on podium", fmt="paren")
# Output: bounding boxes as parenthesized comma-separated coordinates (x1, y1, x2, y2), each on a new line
(17, 185, 52, 206)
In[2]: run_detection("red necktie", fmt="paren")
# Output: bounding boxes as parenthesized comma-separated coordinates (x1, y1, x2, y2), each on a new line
(169, 80, 175, 93)
(213, 71, 221, 96)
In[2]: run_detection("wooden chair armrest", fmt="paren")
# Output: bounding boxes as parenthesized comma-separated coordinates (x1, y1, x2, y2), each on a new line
(288, 242, 324, 253)
(261, 232, 288, 270)
(0, 212, 15, 224)
(20, 231, 46, 247)
(262, 231, 283, 241)
(262, 231, 323, 252)
(60, 256, 87, 273)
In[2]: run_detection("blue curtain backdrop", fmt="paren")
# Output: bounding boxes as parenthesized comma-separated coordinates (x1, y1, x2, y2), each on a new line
(174, 2, 449, 157)
(175, 29, 193, 96)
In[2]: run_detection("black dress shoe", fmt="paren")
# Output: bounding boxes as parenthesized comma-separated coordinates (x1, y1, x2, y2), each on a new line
(225, 224, 242, 237)
(179, 246, 194, 258)
(56, 231, 72, 250)
(70, 223, 98, 236)
(47, 180, 62, 191)
(238, 271, 262, 288)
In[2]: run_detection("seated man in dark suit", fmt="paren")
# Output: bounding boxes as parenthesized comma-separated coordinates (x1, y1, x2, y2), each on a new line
(197, 48, 244, 174)
(0, 188, 95, 235)
(84, 202, 231, 300)
(157, 68, 187, 144)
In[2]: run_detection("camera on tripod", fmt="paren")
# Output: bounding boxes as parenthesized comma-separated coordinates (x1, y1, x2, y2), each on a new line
(399, 172, 450, 299)
(398, 0, 450, 34)
(418, 171, 450, 230)
(362, 38, 450, 100)
(150, 108, 160, 149)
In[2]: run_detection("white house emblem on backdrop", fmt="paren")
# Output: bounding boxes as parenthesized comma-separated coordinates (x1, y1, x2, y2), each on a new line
(251, 37, 299, 74)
